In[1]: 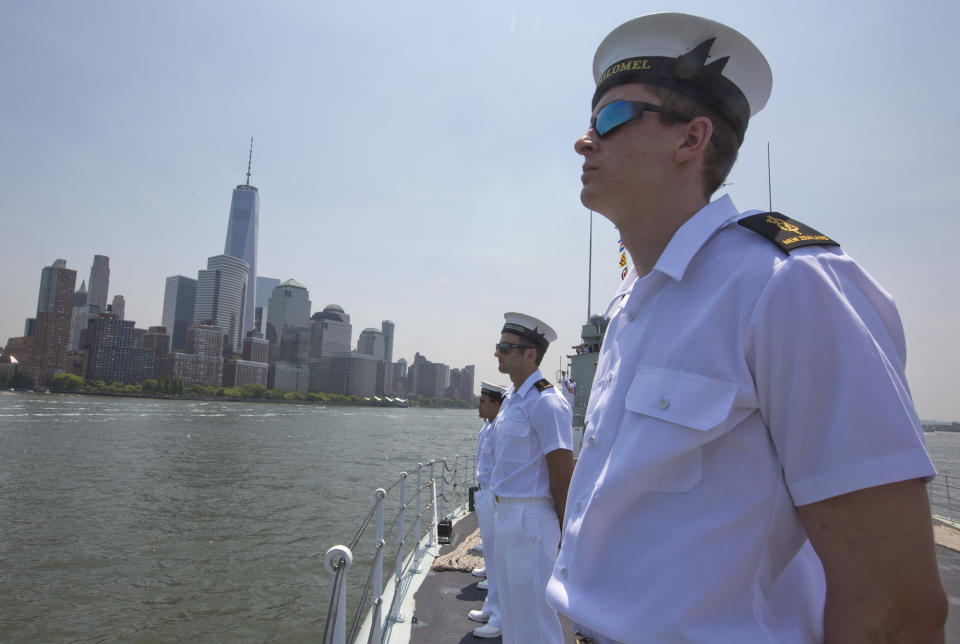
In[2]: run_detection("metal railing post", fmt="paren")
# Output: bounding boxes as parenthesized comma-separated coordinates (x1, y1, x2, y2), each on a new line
(946, 475, 952, 510)
(453, 456, 459, 510)
(428, 460, 437, 547)
(373, 488, 386, 640)
(430, 469, 439, 549)
(323, 545, 353, 644)
(391, 472, 408, 624)
(396, 473, 407, 583)
(438, 458, 446, 520)
(413, 463, 424, 571)
(368, 598, 382, 644)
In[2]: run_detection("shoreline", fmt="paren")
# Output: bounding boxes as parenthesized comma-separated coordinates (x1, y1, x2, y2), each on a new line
(2, 388, 472, 410)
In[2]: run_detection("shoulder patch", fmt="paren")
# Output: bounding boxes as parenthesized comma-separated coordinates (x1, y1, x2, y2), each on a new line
(737, 212, 839, 253)
(533, 378, 553, 392)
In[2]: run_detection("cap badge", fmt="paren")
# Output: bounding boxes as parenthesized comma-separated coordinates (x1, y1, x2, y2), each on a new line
(675, 38, 722, 79)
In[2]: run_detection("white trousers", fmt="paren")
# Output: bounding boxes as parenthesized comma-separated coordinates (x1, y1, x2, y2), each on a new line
(475, 489, 501, 627)
(493, 499, 563, 644)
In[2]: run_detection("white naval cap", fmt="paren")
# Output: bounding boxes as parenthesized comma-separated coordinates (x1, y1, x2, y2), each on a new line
(592, 12, 772, 146)
(480, 381, 507, 399)
(501, 312, 558, 352)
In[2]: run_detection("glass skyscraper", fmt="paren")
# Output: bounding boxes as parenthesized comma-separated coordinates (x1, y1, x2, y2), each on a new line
(194, 255, 249, 354)
(264, 279, 311, 343)
(87, 255, 110, 310)
(162, 275, 197, 351)
(224, 143, 259, 339)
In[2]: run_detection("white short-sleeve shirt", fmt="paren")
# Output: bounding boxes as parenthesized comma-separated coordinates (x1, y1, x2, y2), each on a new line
(545, 195, 935, 643)
(489, 369, 573, 499)
(476, 419, 495, 489)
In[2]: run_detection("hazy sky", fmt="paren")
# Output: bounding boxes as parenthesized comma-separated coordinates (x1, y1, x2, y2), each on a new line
(2, 1, 958, 420)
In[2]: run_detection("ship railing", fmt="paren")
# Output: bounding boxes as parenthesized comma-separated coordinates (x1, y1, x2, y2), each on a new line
(322, 454, 475, 644)
(928, 471, 960, 528)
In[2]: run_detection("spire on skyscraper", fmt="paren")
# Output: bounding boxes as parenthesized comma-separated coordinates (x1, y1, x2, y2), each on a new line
(225, 142, 260, 339)
(246, 136, 253, 187)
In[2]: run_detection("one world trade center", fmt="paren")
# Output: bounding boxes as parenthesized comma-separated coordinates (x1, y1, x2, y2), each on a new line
(224, 138, 259, 340)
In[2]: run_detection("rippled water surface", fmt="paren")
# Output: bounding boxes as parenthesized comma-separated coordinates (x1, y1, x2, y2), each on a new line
(3, 392, 958, 643)
(0, 392, 476, 642)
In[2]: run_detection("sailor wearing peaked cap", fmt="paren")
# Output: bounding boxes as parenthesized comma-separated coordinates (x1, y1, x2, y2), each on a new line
(468, 381, 507, 638)
(501, 311, 558, 351)
(548, 12, 945, 644)
(489, 312, 573, 643)
(480, 381, 507, 397)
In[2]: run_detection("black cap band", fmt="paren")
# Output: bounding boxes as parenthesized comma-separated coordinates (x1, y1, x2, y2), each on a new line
(592, 53, 750, 146)
(480, 387, 504, 402)
(501, 322, 549, 351)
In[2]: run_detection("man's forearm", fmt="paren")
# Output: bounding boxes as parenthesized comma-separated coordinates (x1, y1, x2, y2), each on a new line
(545, 448, 574, 526)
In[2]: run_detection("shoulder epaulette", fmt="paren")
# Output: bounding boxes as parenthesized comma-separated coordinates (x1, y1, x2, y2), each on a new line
(737, 212, 839, 253)
(533, 378, 553, 392)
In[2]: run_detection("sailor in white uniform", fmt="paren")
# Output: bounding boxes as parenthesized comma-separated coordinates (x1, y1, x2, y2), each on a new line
(469, 381, 507, 639)
(545, 12, 947, 643)
(489, 312, 573, 644)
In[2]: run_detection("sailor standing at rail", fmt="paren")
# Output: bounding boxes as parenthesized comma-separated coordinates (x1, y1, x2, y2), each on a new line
(488, 312, 573, 644)
(545, 12, 947, 643)
(468, 381, 507, 639)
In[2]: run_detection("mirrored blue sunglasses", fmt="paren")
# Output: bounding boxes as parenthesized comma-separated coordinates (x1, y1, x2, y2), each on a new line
(591, 100, 724, 148)
(590, 100, 695, 137)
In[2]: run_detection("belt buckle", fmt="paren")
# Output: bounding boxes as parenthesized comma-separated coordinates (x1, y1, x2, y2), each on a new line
(574, 633, 594, 644)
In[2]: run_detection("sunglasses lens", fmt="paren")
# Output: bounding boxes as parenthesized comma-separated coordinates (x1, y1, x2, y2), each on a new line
(595, 101, 636, 136)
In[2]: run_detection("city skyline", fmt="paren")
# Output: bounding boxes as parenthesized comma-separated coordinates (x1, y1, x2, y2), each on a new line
(2, 2, 959, 419)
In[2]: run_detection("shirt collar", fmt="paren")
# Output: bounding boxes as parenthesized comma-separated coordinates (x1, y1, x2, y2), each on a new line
(515, 369, 544, 398)
(652, 194, 740, 282)
(603, 195, 740, 315)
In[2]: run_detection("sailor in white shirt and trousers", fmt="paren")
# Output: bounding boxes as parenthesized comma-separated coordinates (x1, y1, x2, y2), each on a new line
(469, 381, 507, 639)
(489, 312, 573, 644)
(545, 12, 947, 643)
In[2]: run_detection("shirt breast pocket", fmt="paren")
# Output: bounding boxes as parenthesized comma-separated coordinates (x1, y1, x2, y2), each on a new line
(624, 367, 738, 492)
(499, 420, 533, 463)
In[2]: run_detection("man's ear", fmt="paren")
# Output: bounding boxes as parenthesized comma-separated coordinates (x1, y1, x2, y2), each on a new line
(675, 116, 713, 163)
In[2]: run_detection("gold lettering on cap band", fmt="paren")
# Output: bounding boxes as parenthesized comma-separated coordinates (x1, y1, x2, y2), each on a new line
(599, 58, 651, 83)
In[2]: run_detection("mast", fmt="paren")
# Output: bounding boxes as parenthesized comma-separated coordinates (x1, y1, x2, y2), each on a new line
(587, 210, 593, 321)
(767, 141, 772, 211)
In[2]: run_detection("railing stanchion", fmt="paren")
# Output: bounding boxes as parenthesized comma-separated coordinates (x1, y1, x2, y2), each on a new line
(413, 463, 424, 571)
(430, 466, 439, 549)
(439, 458, 446, 520)
(367, 598, 381, 644)
(429, 461, 437, 547)
(373, 489, 386, 640)
(946, 475, 952, 509)
(396, 473, 407, 583)
(391, 472, 408, 623)
(323, 545, 352, 644)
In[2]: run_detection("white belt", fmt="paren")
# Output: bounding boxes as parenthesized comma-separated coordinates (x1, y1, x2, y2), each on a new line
(494, 495, 552, 504)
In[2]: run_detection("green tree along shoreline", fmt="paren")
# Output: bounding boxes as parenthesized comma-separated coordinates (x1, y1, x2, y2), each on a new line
(5, 373, 472, 409)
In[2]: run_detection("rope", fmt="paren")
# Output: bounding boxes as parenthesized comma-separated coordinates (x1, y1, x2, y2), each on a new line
(382, 472, 407, 495)
(348, 500, 380, 552)
(386, 506, 404, 536)
(402, 511, 423, 545)
(406, 484, 427, 506)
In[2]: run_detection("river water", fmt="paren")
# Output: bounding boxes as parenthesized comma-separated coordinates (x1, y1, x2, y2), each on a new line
(2, 391, 958, 643)
(0, 392, 477, 643)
